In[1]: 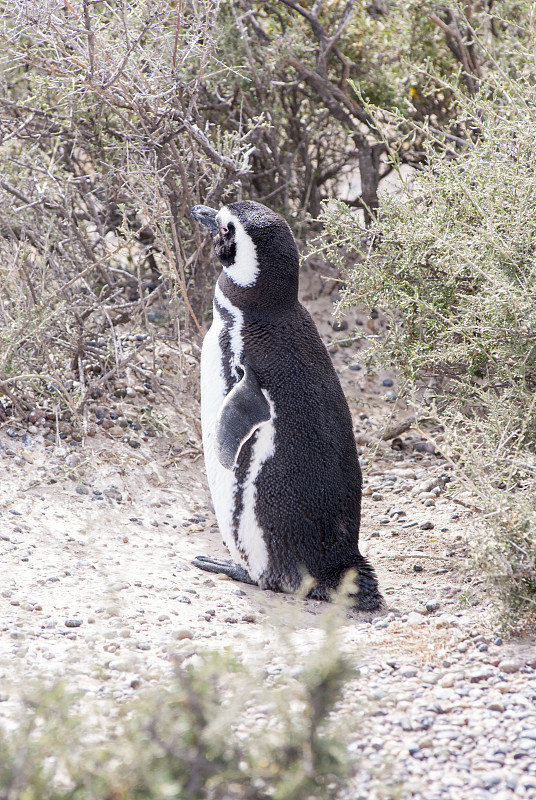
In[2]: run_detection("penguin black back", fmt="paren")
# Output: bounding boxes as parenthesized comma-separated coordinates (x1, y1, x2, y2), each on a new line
(192, 200, 382, 610)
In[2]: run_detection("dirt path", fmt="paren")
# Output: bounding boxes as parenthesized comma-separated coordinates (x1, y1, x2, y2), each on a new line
(1, 275, 535, 798)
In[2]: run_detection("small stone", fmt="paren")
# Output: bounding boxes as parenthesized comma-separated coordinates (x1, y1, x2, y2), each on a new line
(413, 564, 424, 573)
(242, 614, 256, 623)
(419, 520, 434, 530)
(406, 612, 427, 626)
(373, 618, 389, 629)
(331, 319, 348, 332)
(136, 642, 150, 650)
(95, 406, 109, 420)
(468, 667, 494, 682)
(65, 453, 82, 467)
(349, 364, 362, 371)
(498, 658, 522, 674)
(414, 442, 436, 454)
(481, 773, 501, 789)
(75, 485, 89, 495)
(65, 619, 82, 628)
(382, 378, 394, 387)
(400, 665, 418, 678)
(371, 493, 383, 501)
(457, 641, 468, 653)
(424, 601, 440, 613)
(176, 629, 194, 640)
(384, 390, 397, 401)
(104, 487, 122, 502)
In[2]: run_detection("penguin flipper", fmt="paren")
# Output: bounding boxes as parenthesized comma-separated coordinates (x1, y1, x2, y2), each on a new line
(215, 362, 271, 470)
(192, 555, 257, 585)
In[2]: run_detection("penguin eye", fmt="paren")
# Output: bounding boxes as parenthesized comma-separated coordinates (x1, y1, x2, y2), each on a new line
(226, 222, 235, 237)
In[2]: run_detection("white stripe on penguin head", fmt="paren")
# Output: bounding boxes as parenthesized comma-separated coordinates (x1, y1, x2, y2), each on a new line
(217, 206, 259, 288)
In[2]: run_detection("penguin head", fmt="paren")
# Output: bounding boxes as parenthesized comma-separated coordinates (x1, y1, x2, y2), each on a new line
(192, 201, 299, 306)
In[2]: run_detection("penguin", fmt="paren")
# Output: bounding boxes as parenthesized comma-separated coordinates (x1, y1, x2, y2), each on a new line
(191, 200, 382, 611)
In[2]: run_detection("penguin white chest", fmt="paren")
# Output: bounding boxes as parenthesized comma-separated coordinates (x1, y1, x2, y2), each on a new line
(200, 288, 272, 581)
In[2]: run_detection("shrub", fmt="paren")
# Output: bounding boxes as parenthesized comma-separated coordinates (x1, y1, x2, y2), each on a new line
(0, 603, 353, 800)
(321, 7, 536, 622)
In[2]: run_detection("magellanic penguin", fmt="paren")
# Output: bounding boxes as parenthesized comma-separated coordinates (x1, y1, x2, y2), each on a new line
(191, 200, 382, 611)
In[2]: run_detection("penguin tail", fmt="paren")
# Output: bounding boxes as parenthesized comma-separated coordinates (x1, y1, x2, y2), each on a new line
(308, 554, 383, 611)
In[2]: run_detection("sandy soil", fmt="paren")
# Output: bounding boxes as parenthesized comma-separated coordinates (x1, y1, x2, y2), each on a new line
(0, 268, 534, 724)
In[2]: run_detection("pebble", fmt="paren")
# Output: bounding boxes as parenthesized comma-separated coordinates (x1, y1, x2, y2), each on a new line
(406, 612, 427, 626)
(175, 629, 194, 640)
(65, 619, 82, 628)
(498, 658, 522, 674)
(75, 485, 89, 495)
(400, 665, 418, 678)
(419, 520, 435, 530)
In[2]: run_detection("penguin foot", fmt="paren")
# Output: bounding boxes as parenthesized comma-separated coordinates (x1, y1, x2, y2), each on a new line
(192, 555, 257, 586)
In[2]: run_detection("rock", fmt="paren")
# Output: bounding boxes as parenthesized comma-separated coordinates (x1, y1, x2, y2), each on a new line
(371, 493, 383, 501)
(400, 665, 418, 678)
(75, 485, 90, 495)
(406, 612, 427, 626)
(498, 658, 522, 674)
(424, 601, 440, 613)
(331, 319, 348, 332)
(65, 619, 82, 628)
(419, 520, 435, 530)
(176, 629, 194, 640)
(414, 442, 436, 454)
(413, 564, 424, 573)
(104, 486, 122, 502)
(468, 667, 494, 682)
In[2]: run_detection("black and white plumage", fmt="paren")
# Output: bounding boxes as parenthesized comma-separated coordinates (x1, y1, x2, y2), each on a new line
(191, 200, 382, 610)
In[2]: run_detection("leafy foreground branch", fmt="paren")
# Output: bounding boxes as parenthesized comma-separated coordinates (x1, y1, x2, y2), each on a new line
(0, 604, 354, 800)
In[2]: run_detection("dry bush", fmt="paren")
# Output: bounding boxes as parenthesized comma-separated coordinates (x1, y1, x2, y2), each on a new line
(0, 0, 255, 423)
(1, 0, 488, 426)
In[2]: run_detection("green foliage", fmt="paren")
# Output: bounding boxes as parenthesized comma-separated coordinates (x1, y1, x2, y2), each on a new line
(0, 608, 353, 800)
(321, 6, 536, 621)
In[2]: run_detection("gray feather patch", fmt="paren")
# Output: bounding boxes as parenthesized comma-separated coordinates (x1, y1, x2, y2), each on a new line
(215, 363, 271, 470)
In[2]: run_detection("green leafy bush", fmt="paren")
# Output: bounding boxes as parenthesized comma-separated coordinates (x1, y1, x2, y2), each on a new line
(322, 36, 536, 621)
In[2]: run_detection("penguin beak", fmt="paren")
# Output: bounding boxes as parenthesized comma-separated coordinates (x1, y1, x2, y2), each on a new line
(192, 205, 219, 234)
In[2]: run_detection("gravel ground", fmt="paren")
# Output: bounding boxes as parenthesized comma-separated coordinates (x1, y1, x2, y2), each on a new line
(0, 277, 534, 799)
